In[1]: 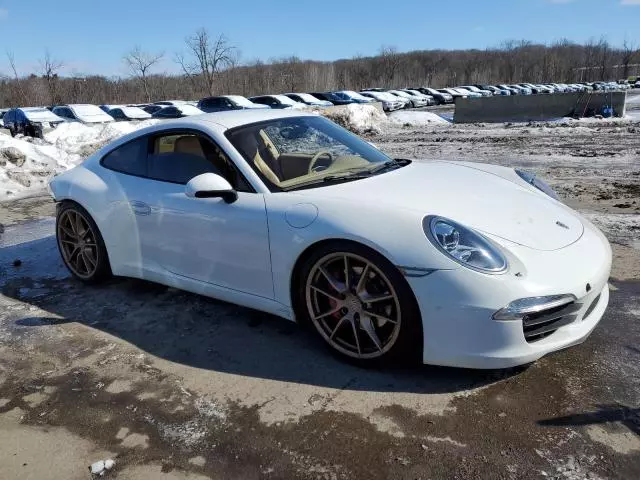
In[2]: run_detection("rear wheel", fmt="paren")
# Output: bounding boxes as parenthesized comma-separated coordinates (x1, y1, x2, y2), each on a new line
(297, 242, 422, 366)
(56, 202, 111, 284)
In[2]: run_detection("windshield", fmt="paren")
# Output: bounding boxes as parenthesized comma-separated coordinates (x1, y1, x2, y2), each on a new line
(226, 95, 254, 107)
(391, 91, 410, 98)
(226, 116, 392, 191)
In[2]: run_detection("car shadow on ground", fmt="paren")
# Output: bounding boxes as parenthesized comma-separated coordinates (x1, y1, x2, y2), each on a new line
(538, 404, 640, 435)
(1, 233, 521, 395)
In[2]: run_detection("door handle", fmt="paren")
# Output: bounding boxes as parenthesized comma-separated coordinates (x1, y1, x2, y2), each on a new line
(130, 201, 151, 216)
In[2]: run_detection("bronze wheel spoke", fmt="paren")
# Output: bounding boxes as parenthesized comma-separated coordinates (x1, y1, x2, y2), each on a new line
(363, 310, 397, 325)
(83, 249, 97, 269)
(319, 266, 345, 294)
(310, 285, 342, 302)
(355, 264, 370, 294)
(330, 315, 349, 339)
(350, 319, 361, 355)
(312, 304, 342, 321)
(60, 224, 76, 239)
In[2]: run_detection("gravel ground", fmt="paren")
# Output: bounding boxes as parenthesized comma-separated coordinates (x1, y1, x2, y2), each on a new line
(0, 96, 639, 479)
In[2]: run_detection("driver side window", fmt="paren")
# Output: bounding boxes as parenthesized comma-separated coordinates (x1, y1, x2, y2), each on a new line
(147, 132, 252, 191)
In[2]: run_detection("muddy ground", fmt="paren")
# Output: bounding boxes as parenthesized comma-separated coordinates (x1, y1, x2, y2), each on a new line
(1, 99, 639, 479)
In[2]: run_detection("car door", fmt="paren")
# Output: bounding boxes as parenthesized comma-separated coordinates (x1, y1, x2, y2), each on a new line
(131, 129, 274, 299)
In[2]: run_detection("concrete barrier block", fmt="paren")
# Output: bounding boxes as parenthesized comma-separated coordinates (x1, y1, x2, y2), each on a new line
(454, 92, 627, 123)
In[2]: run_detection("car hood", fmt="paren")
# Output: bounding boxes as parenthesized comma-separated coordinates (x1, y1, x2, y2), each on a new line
(294, 161, 583, 251)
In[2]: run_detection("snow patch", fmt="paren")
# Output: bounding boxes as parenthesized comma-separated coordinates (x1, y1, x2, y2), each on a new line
(320, 104, 387, 134)
(388, 111, 450, 126)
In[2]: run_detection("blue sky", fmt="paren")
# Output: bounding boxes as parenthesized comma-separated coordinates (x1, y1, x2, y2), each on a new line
(0, 0, 638, 76)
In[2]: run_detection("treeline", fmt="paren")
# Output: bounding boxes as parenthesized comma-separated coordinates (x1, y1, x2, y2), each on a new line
(0, 32, 638, 108)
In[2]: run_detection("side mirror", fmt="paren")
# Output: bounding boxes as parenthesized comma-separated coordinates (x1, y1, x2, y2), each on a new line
(185, 173, 238, 204)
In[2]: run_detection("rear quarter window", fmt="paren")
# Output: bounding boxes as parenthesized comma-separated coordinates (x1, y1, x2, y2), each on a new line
(101, 137, 148, 177)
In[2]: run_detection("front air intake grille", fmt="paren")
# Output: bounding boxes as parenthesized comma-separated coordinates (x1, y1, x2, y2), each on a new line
(523, 301, 582, 343)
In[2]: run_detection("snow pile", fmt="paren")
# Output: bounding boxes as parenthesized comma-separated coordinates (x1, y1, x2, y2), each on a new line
(388, 111, 450, 127)
(44, 120, 157, 157)
(0, 120, 157, 199)
(320, 104, 387, 134)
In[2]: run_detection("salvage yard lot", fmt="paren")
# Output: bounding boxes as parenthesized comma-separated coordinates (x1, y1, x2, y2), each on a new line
(1, 98, 639, 479)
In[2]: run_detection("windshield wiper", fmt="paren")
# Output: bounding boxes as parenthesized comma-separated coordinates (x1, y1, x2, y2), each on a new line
(369, 158, 411, 174)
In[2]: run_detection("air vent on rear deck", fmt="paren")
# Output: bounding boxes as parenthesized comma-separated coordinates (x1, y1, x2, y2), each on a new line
(523, 301, 582, 343)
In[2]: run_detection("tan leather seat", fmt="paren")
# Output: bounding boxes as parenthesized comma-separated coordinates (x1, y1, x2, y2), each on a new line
(174, 136, 205, 157)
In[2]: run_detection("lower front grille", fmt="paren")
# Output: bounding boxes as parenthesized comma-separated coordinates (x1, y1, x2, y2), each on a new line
(523, 301, 582, 343)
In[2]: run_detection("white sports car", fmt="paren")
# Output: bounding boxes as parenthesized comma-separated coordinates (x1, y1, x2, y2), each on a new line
(48, 110, 612, 368)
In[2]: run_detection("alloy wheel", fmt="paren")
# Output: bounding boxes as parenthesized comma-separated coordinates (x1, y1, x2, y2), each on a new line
(305, 252, 402, 359)
(57, 209, 99, 279)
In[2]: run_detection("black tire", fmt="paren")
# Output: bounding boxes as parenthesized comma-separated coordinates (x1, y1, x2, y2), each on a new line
(56, 201, 112, 284)
(294, 241, 423, 367)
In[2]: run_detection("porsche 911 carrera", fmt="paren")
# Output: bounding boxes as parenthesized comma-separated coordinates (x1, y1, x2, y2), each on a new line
(48, 109, 611, 368)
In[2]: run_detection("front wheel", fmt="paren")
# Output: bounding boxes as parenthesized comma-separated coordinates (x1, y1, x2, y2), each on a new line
(297, 242, 422, 366)
(56, 202, 112, 284)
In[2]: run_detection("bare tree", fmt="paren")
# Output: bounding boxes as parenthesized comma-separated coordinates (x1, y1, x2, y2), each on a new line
(621, 38, 638, 79)
(378, 46, 402, 85)
(123, 46, 164, 102)
(39, 50, 64, 105)
(6, 51, 27, 106)
(176, 28, 238, 97)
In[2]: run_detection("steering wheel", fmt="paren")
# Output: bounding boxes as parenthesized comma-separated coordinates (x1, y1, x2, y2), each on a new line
(307, 151, 334, 174)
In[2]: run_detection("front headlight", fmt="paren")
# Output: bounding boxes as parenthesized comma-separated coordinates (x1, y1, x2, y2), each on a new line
(515, 169, 559, 201)
(424, 216, 507, 273)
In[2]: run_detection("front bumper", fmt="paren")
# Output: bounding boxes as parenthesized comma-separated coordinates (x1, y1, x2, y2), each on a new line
(407, 219, 612, 369)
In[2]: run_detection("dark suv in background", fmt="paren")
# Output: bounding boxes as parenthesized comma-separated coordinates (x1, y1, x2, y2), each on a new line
(2, 107, 64, 138)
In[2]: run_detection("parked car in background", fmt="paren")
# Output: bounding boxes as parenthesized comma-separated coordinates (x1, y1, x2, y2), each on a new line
(414, 87, 454, 104)
(310, 92, 354, 105)
(452, 87, 482, 98)
(108, 106, 152, 121)
(496, 85, 520, 95)
(283, 93, 333, 107)
(52, 104, 114, 124)
(2, 107, 65, 137)
(100, 104, 123, 113)
(334, 91, 376, 104)
(459, 86, 492, 97)
(387, 90, 428, 107)
(143, 105, 168, 115)
(359, 91, 406, 111)
(475, 85, 508, 96)
(438, 88, 469, 100)
(151, 104, 203, 118)
(249, 95, 306, 109)
(508, 85, 532, 95)
(153, 100, 188, 106)
(197, 95, 269, 113)
(401, 89, 436, 105)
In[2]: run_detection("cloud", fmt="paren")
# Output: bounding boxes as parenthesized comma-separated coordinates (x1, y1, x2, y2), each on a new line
(0, 8, 8, 20)
(620, 0, 640, 5)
